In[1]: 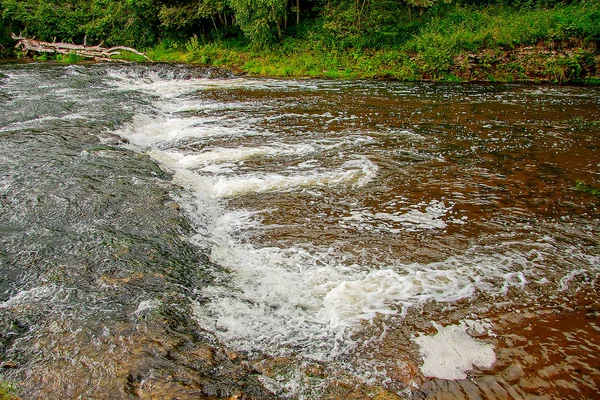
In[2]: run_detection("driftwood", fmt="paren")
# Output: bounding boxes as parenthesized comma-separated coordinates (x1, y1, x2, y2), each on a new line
(11, 33, 152, 62)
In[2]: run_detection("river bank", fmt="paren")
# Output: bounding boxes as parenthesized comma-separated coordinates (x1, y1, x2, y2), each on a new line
(139, 39, 600, 84)
(7, 38, 598, 85)
(112, 1, 600, 84)
(2, 2, 599, 84)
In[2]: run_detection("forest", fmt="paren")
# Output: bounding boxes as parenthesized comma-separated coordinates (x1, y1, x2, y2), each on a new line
(1, 0, 599, 82)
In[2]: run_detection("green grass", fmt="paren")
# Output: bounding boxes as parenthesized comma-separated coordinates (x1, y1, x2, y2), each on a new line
(146, 46, 190, 63)
(0, 381, 18, 400)
(146, 37, 423, 80)
(576, 180, 600, 196)
(110, 51, 150, 62)
(56, 52, 87, 63)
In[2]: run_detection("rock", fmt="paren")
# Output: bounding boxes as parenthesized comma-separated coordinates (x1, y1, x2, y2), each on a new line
(303, 363, 327, 379)
(1, 360, 17, 368)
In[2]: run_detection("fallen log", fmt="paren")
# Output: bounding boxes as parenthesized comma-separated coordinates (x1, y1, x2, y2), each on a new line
(11, 33, 153, 62)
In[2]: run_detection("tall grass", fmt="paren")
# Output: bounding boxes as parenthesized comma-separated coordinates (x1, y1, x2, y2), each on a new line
(405, 2, 600, 72)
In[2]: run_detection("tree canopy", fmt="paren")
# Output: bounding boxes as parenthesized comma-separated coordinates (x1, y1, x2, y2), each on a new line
(0, 0, 595, 50)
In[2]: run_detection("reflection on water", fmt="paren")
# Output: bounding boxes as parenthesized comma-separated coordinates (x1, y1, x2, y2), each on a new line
(0, 63, 599, 398)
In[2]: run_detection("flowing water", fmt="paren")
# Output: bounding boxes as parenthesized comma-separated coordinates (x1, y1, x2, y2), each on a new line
(1, 62, 599, 399)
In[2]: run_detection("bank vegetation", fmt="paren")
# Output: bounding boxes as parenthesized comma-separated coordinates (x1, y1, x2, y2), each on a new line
(1, 0, 599, 83)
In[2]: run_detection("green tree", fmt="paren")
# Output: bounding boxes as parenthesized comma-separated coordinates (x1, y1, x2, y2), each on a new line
(85, 0, 159, 46)
(158, 0, 231, 42)
(0, 2, 12, 54)
(1, 0, 159, 47)
(407, 0, 452, 16)
(1, 0, 93, 43)
(227, 0, 287, 47)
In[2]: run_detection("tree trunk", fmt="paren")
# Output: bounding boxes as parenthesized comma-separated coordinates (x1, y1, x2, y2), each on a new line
(11, 34, 152, 62)
(272, 6, 283, 39)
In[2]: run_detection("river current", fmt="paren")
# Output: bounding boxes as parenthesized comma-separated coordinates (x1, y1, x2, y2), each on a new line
(1, 63, 599, 399)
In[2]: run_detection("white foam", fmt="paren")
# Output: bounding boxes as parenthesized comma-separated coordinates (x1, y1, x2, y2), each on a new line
(341, 200, 453, 232)
(115, 114, 265, 148)
(148, 143, 318, 168)
(190, 244, 334, 356)
(187, 211, 532, 358)
(319, 268, 476, 329)
(132, 299, 161, 319)
(374, 203, 449, 230)
(109, 73, 241, 98)
(108, 71, 319, 100)
(558, 269, 589, 291)
(209, 157, 377, 198)
(102, 72, 570, 375)
(415, 320, 496, 380)
(296, 159, 321, 169)
(0, 285, 60, 308)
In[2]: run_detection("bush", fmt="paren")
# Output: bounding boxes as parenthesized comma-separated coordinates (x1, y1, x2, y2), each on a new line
(403, 2, 600, 75)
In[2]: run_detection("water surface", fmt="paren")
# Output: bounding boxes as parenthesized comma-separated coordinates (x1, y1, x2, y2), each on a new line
(1, 63, 599, 399)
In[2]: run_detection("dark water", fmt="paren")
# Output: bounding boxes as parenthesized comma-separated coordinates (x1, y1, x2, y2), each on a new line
(0, 63, 599, 399)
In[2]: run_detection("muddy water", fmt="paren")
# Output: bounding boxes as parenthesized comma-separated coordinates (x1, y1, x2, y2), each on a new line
(0, 63, 599, 399)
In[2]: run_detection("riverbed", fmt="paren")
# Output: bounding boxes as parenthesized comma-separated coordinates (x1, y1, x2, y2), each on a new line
(1, 63, 599, 399)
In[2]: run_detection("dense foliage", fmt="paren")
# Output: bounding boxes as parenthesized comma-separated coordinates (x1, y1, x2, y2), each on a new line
(1, 0, 596, 48)
(1, 0, 599, 82)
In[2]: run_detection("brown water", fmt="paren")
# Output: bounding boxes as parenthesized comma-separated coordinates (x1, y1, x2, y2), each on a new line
(1, 64, 599, 398)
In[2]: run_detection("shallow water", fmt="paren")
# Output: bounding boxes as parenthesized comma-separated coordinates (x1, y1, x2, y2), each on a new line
(0, 63, 599, 399)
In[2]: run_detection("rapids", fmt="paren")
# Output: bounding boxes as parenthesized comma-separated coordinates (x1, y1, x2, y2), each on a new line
(1, 62, 599, 399)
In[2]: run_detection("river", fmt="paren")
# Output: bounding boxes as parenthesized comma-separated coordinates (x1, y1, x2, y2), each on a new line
(0, 62, 599, 399)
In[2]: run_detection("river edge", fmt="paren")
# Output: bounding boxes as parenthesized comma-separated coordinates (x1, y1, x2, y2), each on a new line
(130, 40, 600, 84)
(2, 39, 600, 84)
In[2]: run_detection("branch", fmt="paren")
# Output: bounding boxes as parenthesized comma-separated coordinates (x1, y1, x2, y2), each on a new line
(11, 33, 153, 62)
